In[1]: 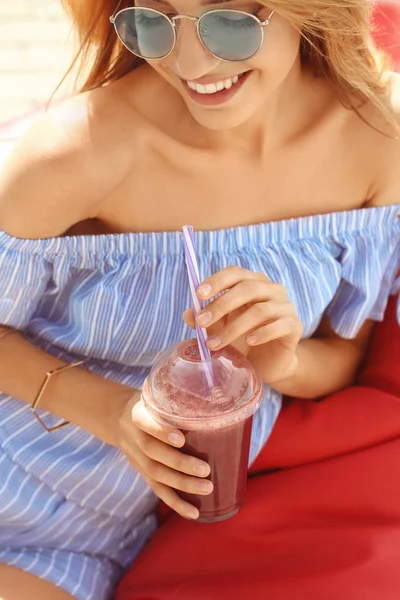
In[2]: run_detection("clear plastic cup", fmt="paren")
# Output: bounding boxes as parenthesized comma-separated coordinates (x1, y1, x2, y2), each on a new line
(142, 338, 263, 523)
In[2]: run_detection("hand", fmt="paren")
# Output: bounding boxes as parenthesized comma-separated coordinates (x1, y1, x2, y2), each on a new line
(183, 266, 303, 384)
(115, 393, 213, 520)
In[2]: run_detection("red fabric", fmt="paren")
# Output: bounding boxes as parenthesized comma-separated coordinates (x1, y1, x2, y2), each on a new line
(116, 295, 400, 600)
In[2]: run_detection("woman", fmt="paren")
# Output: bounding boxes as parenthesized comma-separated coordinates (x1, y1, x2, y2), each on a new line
(0, 0, 398, 599)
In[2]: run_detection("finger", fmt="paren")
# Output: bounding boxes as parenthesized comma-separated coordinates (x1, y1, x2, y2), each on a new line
(136, 431, 210, 477)
(197, 266, 270, 300)
(183, 307, 225, 343)
(196, 280, 287, 328)
(148, 480, 200, 520)
(131, 400, 185, 447)
(205, 301, 296, 349)
(182, 308, 196, 329)
(246, 315, 303, 346)
(134, 452, 213, 496)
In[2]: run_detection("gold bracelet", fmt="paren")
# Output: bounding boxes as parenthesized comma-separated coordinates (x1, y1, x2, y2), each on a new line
(32, 360, 90, 433)
(0, 326, 19, 342)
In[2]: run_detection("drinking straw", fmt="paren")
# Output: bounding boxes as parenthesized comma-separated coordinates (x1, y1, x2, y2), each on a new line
(182, 225, 214, 389)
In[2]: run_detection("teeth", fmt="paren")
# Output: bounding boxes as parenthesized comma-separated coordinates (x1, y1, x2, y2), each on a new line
(187, 74, 242, 95)
(205, 83, 217, 94)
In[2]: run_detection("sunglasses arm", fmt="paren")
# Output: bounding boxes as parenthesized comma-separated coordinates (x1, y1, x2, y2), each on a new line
(110, 0, 125, 23)
(261, 9, 275, 26)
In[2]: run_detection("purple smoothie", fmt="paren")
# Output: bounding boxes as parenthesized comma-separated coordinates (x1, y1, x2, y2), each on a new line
(142, 339, 263, 522)
(180, 416, 253, 521)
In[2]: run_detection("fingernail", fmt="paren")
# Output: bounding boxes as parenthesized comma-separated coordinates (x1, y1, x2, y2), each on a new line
(185, 507, 199, 520)
(197, 283, 212, 297)
(196, 311, 212, 326)
(207, 336, 221, 348)
(246, 333, 258, 345)
(194, 461, 209, 476)
(168, 433, 184, 446)
(196, 480, 213, 493)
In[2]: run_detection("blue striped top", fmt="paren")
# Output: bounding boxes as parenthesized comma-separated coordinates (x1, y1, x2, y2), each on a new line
(0, 204, 399, 578)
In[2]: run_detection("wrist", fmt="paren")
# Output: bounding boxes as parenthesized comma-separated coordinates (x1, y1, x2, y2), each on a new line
(103, 386, 141, 448)
(267, 354, 299, 388)
(247, 345, 299, 389)
(48, 364, 140, 446)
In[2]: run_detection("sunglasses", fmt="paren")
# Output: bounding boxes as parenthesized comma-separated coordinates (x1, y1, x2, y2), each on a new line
(109, 2, 274, 62)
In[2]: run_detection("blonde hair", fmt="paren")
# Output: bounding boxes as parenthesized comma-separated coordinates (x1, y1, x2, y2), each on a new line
(60, 0, 395, 130)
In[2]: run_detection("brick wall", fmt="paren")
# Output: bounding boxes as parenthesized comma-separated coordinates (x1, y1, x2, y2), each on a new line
(0, 0, 75, 125)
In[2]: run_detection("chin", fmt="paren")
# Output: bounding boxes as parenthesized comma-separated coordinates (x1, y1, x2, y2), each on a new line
(185, 103, 260, 131)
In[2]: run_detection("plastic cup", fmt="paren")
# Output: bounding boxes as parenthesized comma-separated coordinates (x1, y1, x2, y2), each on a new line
(142, 338, 263, 523)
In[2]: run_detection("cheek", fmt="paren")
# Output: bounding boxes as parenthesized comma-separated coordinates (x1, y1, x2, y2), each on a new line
(142, 59, 177, 90)
(251, 22, 301, 77)
(146, 56, 179, 84)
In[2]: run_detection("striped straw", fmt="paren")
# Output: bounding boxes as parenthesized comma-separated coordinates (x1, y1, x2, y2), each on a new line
(182, 225, 214, 389)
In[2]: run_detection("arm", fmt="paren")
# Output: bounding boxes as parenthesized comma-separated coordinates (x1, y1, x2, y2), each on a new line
(0, 98, 210, 519)
(0, 98, 138, 443)
(253, 317, 374, 399)
(271, 76, 400, 400)
(0, 327, 133, 445)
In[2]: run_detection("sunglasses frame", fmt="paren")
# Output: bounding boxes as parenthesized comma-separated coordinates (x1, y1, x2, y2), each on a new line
(109, 3, 274, 62)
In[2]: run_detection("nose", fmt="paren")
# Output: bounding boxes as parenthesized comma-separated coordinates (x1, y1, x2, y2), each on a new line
(168, 17, 219, 80)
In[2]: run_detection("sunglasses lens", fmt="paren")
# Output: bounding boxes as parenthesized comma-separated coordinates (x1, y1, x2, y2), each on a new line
(114, 8, 175, 59)
(198, 10, 262, 61)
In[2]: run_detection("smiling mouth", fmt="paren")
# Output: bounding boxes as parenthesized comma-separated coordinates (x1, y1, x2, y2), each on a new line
(185, 73, 247, 95)
(182, 71, 252, 106)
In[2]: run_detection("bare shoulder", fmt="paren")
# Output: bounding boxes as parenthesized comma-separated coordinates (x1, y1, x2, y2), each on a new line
(363, 72, 400, 208)
(0, 84, 138, 239)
